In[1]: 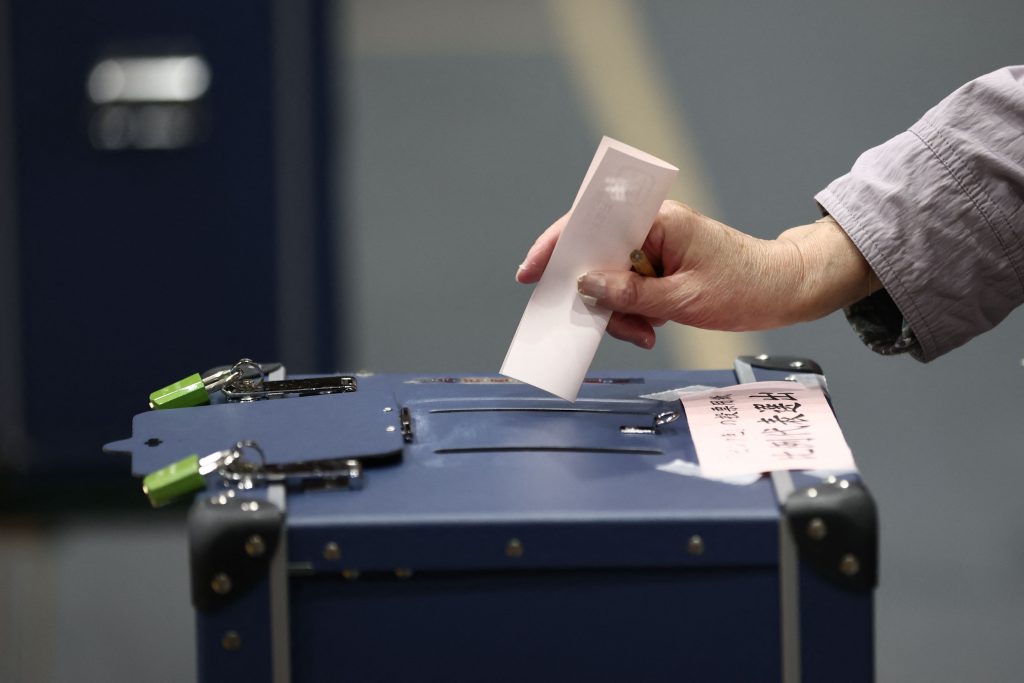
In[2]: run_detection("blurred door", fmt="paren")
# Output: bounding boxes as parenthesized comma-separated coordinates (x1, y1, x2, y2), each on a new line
(2, 0, 338, 475)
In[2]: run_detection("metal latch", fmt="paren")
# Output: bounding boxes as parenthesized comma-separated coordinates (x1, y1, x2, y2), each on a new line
(141, 440, 365, 507)
(222, 359, 357, 401)
(620, 410, 680, 435)
(223, 376, 358, 401)
(400, 407, 413, 442)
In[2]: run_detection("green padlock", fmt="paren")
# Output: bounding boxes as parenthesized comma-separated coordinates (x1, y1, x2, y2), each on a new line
(143, 454, 204, 507)
(148, 373, 210, 410)
(142, 450, 230, 507)
(148, 362, 257, 410)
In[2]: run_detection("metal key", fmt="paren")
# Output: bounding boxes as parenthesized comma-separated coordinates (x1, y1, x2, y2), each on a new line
(222, 375, 357, 401)
(140, 439, 366, 507)
(219, 451, 364, 492)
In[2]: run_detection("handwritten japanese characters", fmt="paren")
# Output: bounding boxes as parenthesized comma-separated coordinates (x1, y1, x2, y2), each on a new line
(678, 381, 856, 478)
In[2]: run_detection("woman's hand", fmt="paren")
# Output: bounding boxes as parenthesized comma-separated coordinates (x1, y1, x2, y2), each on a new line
(516, 201, 880, 349)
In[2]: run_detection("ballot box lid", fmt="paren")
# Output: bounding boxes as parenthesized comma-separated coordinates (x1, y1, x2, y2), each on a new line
(109, 367, 858, 571)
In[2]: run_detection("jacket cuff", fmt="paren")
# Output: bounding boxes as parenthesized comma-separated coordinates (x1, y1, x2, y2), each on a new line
(842, 290, 924, 360)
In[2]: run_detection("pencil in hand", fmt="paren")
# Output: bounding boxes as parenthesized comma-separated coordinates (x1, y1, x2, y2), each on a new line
(630, 249, 658, 278)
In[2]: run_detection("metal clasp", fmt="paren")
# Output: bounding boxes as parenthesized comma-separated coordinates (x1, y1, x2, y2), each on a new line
(620, 409, 680, 435)
(222, 359, 357, 402)
(217, 441, 364, 493)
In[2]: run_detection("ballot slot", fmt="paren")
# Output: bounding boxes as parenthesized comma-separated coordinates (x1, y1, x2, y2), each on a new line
(403, 398, 682, 456)
(433, 446, 664, 455)
(426, 407, 651, 415)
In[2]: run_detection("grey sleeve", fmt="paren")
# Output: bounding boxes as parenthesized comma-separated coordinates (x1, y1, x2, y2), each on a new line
(815, 66, 1024, 362)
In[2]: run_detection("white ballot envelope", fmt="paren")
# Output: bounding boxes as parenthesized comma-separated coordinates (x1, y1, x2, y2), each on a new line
(500, 137, 678, 401)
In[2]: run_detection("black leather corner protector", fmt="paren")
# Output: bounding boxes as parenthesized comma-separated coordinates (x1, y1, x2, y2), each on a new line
(739, 355, 824, 376)
(188, 495, 283, 612)
(784, 480, 878, 592)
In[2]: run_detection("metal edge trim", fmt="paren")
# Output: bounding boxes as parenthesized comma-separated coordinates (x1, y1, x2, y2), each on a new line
(734, 356, 801, 683)
(266, 484, 292, 683)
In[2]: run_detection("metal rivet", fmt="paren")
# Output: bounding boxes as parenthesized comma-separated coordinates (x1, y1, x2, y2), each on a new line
(383, 406, 393, 413)
(241, 501, 260, 512)
(687, 535, 705, 556)
(505, 538, 524, 558)
(806, 488, 818, 498)
(789, 361, 805, 369)
(838, 479, 850, 490)
(806, 518, 827, 541)
(245, 534, 266, 558)
(342, 569, 360, 580)
(211, 572, 233, 595)
(826, 475, 838, 484)
(839, 553, 860, 576)
(386, 425, 396, 432)
(221, 630, 242, 651)
(755, 354, 770, 361)
(395, 568, 413, 579)
(323, 542, 341, 561)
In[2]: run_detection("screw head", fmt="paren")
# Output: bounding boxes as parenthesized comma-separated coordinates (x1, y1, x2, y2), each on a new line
(221, 630, 242, 651)
(386, 425, 397, 432)
(789, 360, 805, 369)
(245, 534, 266, 558)
(211, 572, 233, 595)
(839, 553, 861, 576)
(755, 354, 770, 361)
(323, 542, 341, 561)
(806, 488, 818, 498)
(505, 538, 524, 558)
(806, 518, 827, 541)
(240, 501, 260, 512)
(383, 406, 393, 413)
(687, 535, 705, 556)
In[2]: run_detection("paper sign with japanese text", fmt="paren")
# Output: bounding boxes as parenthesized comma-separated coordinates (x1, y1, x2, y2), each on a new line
(679, 381, 856, 478)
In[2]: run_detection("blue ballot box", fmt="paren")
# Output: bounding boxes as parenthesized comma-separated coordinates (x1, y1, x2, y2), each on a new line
(105, 356, 876, 682)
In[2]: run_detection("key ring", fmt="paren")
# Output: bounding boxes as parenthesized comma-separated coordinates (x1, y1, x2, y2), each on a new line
(218, 440, 268, 487)
(231, 358, 266, 389)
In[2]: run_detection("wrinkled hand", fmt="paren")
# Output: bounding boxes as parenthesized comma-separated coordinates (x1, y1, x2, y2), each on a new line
(515, 200, 879, 349)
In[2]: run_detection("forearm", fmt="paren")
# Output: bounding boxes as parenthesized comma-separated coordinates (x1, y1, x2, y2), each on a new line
(775, 216, 882, 325)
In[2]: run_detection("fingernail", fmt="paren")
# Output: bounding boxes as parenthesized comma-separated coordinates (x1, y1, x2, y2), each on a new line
(579, 293, 599, 307)
(577, 272, 606, 299)
(515, 263, 527, 281)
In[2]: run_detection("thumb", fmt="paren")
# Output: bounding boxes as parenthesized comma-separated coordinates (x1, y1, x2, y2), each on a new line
(577, 270, 675, 318)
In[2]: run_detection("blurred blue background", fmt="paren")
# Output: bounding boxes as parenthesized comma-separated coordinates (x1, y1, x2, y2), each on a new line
(2, 1, 1023, 680)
